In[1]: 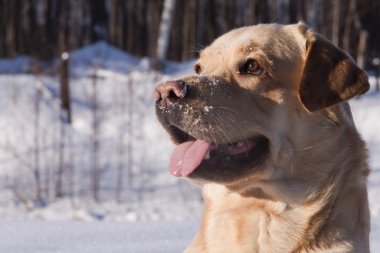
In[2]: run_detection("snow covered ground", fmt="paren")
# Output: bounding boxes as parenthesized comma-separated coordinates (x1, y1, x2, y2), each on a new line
(350, 87, 380, 252)
(0, 220, 197, 253)
(0, 42, 379, 252)
(0, 43, 202, 222)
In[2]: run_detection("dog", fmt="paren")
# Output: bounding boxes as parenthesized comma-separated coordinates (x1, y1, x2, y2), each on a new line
(154, 23, 370, 253)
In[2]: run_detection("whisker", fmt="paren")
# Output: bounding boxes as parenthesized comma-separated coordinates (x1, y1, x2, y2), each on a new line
(207, 112, 255, 158)
(294, 145, 316, 151)
(205, 114, 235, 145)
(212, 113, 249, 143)
(210, 107, 253, 141)
(212, 106, 240, 116)
(206, 112, 250, 151)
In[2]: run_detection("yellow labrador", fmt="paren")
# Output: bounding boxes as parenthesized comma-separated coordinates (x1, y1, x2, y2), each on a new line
(155, 23, 370, 253)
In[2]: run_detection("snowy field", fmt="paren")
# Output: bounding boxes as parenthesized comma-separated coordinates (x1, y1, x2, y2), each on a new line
(0, 43, 379, 252)
(0, 220, 197, 253)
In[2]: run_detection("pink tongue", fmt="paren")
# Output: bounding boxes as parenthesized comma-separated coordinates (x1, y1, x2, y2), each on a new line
(169, 140, 212, 177)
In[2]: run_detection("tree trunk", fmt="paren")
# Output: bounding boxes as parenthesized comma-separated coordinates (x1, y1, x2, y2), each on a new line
(356, 30, 368, 69)
(147, 0, 161, 58)
(4, 0, 16, 58)
(332, 0, 340, 46)
(245, 0, 256, 25)
(342, 0, 356, 52)
(155, 0, 176, 70)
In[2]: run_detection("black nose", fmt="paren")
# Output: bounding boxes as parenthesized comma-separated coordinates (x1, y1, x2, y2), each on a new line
(154, 80, 187, 107)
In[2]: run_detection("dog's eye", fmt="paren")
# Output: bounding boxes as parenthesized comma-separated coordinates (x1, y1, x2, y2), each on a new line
(240, 59, 262, 75)
(194, 64, 201, 74)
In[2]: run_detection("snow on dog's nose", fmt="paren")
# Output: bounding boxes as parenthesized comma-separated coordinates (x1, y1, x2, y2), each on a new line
(154, 80, 187, 107)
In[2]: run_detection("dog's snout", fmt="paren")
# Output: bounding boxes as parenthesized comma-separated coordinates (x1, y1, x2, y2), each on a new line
(154, 80, 187, 106)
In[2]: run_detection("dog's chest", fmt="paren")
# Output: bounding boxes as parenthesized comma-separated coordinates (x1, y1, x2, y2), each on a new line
(201, 184, 315, 253)
(202, 184, 261, 252)
(204, 205, 260, 252)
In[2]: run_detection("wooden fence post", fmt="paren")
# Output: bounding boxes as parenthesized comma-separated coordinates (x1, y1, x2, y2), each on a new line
(55, 52, 71, 198)
(60, 52, 72, 124)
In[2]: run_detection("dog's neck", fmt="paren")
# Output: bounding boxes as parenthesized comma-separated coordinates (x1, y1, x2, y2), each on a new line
(195, 178, 369, 253)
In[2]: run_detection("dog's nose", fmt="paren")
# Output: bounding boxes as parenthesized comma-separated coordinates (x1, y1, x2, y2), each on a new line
(154, 80, 187, 106)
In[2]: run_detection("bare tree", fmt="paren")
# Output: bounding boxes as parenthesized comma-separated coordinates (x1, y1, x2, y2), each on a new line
(332, 0, 340, 46)
(3, 0, 16, 58)
(343, 0, 357, 52)
(147, 0, 161, 58)
(155, 0, 176, 70)
(1, 0, 380, 61)
(109, 0, 122, 48)
(357, 30, 368, 69)
(244, 0, 256, 25)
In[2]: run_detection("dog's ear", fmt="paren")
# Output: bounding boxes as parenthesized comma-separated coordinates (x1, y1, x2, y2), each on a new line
(298, 24, 369, 112)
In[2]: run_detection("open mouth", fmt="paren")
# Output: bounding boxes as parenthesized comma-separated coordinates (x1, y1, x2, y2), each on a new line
(168, 127, 269, 178)
(154, 78, 270, 181)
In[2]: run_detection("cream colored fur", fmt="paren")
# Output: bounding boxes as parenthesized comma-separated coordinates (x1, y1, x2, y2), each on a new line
(183, 24, 370, 253)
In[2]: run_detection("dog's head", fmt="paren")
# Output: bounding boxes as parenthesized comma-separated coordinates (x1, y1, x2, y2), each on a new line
(155, 23, 369, 190)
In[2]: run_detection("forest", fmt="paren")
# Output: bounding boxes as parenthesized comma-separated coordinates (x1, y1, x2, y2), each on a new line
(1, 0, 380, 67)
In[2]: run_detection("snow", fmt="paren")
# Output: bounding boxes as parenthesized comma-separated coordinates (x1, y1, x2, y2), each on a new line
(0, 43, 379, 251)
(0, 220, 197, 253)
(350, 85, 380, 252)
(0, 56, 32, 73)
(0, 43, 203, 222)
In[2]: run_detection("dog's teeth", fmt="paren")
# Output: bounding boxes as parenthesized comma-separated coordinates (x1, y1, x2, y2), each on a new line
(205, 151, 210, 159)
